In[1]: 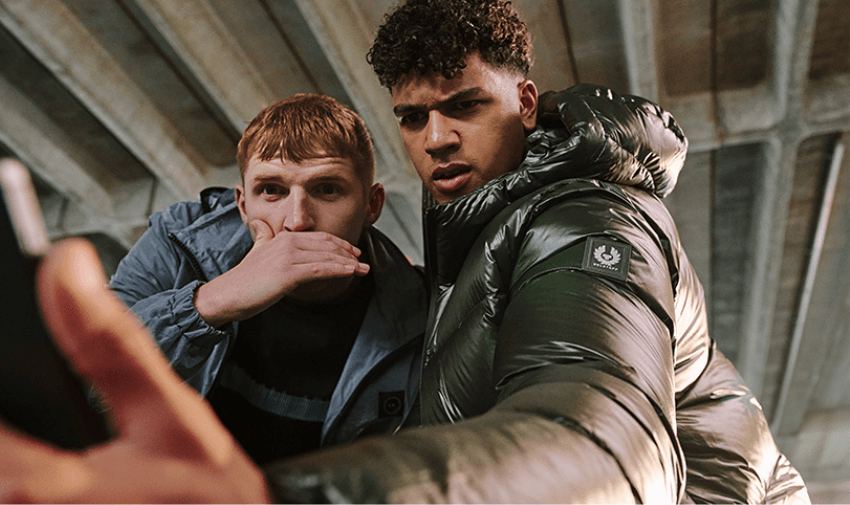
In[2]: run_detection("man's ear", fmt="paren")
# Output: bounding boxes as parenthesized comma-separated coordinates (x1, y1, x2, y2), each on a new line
(518, 79, 538, 131)
(364, 183, 385, 227)
(234, 185, 249, 226)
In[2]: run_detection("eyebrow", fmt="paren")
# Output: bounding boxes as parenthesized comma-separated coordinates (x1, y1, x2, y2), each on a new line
(392, 87, 485, 117)
(249, 171, 351, 187)
(249, 173, 286, 185)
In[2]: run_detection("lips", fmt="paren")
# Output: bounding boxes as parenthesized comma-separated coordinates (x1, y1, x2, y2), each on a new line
(432, 163, 472, 195)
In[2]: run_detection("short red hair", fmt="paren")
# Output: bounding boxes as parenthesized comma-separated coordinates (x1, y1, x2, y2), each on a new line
(237, 94, 375, 185)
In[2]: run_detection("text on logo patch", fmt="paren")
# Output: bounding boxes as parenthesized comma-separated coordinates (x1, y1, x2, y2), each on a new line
(581, 237, 631, 281)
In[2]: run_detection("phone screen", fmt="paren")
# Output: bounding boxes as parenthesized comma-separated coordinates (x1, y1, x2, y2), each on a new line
(0, 160, 111, 448)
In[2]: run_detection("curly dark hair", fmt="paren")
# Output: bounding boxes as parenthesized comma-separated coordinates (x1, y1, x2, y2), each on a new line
(367, 0, 532, 89)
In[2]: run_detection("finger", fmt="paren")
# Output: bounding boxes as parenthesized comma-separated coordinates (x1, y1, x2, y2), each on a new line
(287, 248, 363, 266)
(0, 422, 89, 503)
(286, 250, 371, 278)
(285, 230, 362, 257)
(83, 443, 269, 504)
(353, 262, 370, 276)
(36, 240, 234, 465)
(0, 421, 266, 504)
(248, 219, 274, 244)
(290, 261, 370, 281)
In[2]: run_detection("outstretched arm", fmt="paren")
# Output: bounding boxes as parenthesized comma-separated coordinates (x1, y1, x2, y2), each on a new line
(262, 246, 682, 504)
(0, 239, 268, 503)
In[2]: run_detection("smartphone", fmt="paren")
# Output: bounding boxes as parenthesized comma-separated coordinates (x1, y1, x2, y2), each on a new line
(0, 158, 111, 448)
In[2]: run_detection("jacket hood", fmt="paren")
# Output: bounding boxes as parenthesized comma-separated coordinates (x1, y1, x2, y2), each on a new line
(532, 84, 687, 198)
(200, 186, 237, 213)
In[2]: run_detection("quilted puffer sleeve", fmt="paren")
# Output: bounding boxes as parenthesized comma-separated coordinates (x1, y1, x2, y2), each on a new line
(491, 191, 685, 503)
(677, 343, 810, 504)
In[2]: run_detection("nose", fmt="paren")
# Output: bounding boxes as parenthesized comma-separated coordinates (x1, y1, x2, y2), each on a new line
(283, 188, 315, 232)
(424, 111, 459, 158)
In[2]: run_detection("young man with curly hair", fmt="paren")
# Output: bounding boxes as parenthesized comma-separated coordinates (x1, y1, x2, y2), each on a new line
(0, 1, 810, 503)
(263, 0, 810, 502)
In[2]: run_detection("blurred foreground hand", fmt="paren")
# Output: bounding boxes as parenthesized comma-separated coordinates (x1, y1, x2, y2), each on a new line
(0, 239, 269, 503)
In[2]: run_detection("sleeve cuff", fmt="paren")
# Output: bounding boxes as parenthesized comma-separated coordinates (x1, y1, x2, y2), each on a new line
(172, 280, 231, 346)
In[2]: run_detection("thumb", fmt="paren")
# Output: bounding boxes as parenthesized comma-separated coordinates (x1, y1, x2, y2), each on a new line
(249, 220, 274, 244)
(36, 239, 233, 464)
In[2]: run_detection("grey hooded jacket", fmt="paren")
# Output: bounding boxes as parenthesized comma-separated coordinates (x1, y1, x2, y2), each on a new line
(110, 187, 427, 446)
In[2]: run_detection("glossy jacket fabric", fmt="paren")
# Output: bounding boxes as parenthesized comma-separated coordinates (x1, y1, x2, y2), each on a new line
(109, 187, 428, 446)
(265, 85, 808, 503)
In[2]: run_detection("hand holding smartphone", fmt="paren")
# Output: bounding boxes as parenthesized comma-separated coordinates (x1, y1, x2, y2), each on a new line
(0, 158, 111, 448)
(0, 159, 267, 503)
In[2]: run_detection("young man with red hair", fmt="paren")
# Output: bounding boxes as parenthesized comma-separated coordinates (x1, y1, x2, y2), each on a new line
(108, 93, 427, 465)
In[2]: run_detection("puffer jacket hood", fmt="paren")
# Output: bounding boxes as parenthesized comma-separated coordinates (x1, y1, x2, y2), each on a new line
(533, 85, 686, 198)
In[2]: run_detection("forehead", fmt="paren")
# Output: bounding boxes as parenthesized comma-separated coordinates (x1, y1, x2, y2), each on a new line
(243, 155, 360, 183)
(391, 53, 513, 107)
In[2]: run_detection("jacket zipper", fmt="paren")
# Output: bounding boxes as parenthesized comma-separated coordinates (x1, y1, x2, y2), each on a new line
(421, 208, 440, 367)
(167, 232, 209, 283)
(323, 334, 424, 446)
(167, 231, 237, 398)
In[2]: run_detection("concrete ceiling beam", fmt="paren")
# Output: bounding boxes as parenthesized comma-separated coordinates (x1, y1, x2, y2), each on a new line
(664, 0, 818, 149)
(771, 0, 815, 121)
(49, 195, 149, 250)
(558, 0, 630, 93)
(547, 0, 660, 99)
(514, 0, 577, 91)
(736, 0, 820, 395)
(32, 186, 147, 251)
(0, 0, 207, 201)
(715, 0, 813, 137)
(734, 138, 794, 395)
(618, 0, 658, 101)
(805, 74, 850, 124)
(0, 71, 153, 254)
(0, 74, 114, 218)
(770, 136, 846, 434)
(120, 0, 281, 132)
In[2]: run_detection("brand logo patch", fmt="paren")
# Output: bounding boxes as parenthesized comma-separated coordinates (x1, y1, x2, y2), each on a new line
(581, 237, 631, 281)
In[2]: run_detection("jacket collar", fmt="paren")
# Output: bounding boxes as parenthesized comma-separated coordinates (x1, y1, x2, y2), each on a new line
(170, 188, 253, 281)
(325, 228, 427, 439)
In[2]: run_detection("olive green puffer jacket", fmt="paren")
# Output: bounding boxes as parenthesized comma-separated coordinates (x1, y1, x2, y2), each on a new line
(265, 85, 809, 504)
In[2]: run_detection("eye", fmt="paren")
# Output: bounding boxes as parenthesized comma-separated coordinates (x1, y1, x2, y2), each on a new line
(452, 100, 480, 112)
(259, 184, 286, 197)
(316, 184, 341, 198)
(399, 111, 426, 126)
